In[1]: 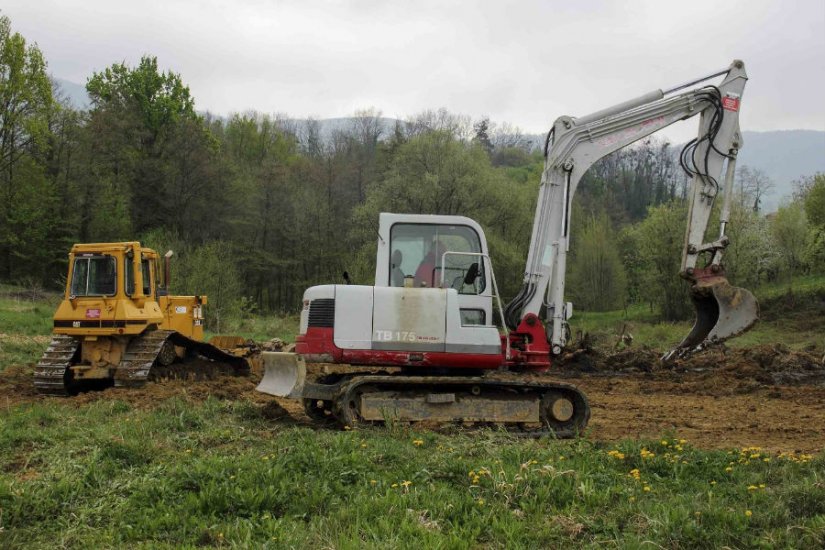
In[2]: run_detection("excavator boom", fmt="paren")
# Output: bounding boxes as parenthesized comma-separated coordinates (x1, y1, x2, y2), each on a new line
(504, 60, 757, 358)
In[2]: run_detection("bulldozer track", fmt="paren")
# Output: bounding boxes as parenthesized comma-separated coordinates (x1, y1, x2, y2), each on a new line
(114, 330, 176, 388)
(115, 330, 250, 387)
(33, 335, 80, 396)
(34, 330, 250, 394)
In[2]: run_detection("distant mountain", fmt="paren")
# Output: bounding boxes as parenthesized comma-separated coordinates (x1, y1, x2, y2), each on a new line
(52, 77, 90, 110)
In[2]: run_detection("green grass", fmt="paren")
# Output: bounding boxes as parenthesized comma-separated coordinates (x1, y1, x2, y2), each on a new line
(0, 294, 56, 373)
(207, 312, 301, 343)
(0, 399, 822, 548)
(0, 285, 823, 547)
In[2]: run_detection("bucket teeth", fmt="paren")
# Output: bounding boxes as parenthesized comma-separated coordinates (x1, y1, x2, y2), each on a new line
(663, 277, 759, 361)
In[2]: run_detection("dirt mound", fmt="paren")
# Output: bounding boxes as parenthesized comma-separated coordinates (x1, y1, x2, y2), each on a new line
(558, 344, 825, 387)
(680, 344, 825, 386)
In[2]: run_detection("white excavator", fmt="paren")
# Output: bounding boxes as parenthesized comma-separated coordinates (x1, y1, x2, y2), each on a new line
(257, 60, 757, 435)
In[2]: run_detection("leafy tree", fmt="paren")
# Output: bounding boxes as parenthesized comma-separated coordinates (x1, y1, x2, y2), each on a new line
(771, 201, 810, 286)
(85, 56, 220, 236)
(802, 173, 825, 229)
(86, 56, 195, 145)
(629, 201, 692, 320)
(567, 212, 627, 311)
(0, 14, 56, 281)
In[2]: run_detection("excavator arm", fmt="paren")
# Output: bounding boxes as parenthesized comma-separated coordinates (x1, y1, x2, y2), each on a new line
(504, 60, 757, 358)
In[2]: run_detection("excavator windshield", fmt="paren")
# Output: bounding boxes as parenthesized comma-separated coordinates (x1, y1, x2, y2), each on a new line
(389, 223, 485, 292)
(70, 255, 117, 297)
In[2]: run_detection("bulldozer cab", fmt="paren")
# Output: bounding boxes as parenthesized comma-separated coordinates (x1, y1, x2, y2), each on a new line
(55, 242, 206, 341)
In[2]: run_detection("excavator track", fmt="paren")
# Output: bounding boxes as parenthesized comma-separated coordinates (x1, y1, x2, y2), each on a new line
(33, 335, 80, 395)
(307, 374, 590, 438)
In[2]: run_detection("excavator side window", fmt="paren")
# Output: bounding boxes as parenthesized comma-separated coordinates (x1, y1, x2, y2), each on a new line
(389, 223, 485, 293)
(70, 255, 117, 297)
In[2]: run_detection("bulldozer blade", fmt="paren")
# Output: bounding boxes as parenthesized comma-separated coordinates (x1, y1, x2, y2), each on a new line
(664, 277, 758, 361)
(255, 352, 306, 398)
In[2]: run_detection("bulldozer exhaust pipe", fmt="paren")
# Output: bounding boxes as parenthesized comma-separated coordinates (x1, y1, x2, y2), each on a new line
(256, 352, 306, 398)
(663, 275, 759, 362)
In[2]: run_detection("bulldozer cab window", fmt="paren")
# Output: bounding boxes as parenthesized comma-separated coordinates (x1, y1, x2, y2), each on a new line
(390, 223, 485, 293)
(125, 258, 152, 297)
(70, 255, 116, 297)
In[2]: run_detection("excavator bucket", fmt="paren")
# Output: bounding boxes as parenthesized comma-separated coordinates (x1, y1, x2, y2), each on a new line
(665, 275, 759, 360)
(256, 352, 306, 398)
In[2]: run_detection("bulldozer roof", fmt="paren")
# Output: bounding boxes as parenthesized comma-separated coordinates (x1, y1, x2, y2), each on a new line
(70, 242, 158, 257)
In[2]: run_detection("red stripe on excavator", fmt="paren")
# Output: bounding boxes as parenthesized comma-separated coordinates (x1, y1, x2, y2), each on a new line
(298, 320, 555, 372)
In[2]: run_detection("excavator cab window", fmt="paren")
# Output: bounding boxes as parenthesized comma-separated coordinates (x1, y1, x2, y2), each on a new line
(125, 258, 152, 297)
(389, 223, 485, 293)
(70, 255, 116, 297)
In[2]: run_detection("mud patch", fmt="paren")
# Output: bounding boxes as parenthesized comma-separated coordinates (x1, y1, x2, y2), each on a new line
(558, 344, 825, 387)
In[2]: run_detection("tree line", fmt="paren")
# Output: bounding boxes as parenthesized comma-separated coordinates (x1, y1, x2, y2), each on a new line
(1, 14, 823, 327)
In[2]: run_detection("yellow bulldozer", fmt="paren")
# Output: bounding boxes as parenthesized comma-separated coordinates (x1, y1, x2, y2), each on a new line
(34, 242, 248, 395)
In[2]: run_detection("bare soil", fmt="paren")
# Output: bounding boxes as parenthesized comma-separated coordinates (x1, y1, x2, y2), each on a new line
(2, 344, 824, 452)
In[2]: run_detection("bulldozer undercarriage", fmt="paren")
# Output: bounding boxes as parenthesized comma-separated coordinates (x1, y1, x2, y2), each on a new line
(288, 372, 589, 437)
(33, 330, 249, 396)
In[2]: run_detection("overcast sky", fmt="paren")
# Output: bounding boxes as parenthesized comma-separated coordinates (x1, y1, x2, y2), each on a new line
(4, 0, 825, 143)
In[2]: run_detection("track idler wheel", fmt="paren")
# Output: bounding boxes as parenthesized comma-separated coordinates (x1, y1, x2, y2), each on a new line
(539, 390, 589, 437)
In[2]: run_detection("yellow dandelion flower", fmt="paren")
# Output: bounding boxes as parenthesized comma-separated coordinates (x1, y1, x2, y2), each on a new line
(747, 485, 758, 491)
(477, 498, 485, 506)
(370, 480, 377, 485)
(745, 510, 752, 517)
(185, 449, 192, 453)
(468, 470, 476, 477)
(413, 439, 424, 446)
(401, 480, 412, 488)
(643, 486, 651, 492)
(391, 483, 398, 488)
(725, 467, 733, 472)
(763, 458, 770, 463)
(679, 439, 687, 445)
(262, 456, 269, 461)
(661, 440, 669, 446)
(710, 480, 717, 485)
(629, 496, 636, 502)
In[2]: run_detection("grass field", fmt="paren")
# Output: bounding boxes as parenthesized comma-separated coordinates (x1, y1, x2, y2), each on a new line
(1, 399, 823, 548)
(1, 281, 823, 547)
